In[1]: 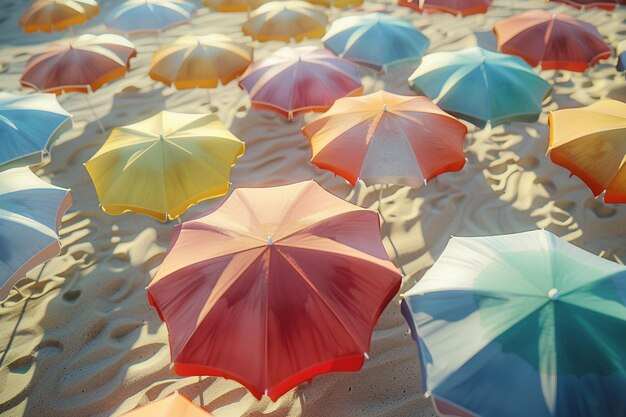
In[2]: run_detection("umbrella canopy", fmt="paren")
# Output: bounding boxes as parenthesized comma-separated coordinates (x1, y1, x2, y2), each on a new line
(147, 180, 401, 400)
(20, 34, 137, 94)
(302, 91, 467, 187)
(149, 34, 253, 89)
(401, 229, 626, 417)
(84, 111, 245, 221)
(398, 0, 492, 16)
(304, 0, 363, 6)
(203, 0, 268, 11)
(617, 39, 626, 72)
(0, 92, 72, 171)
(493, 10, 611, 72)
(239, 46, 363, 120)
(20, 0, 99, 34)
(106, 0, 195, 36)
(242, 1, 327, 43)
(121, 393, 212, 417)
(323, 13, 430, 72)
(0, 167, 72, 301)
(548, 0, 623, 9)
(548, 100, 626, 203)
(408, 46, 551, 128)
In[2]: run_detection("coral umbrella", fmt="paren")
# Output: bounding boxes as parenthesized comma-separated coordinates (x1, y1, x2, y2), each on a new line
(239, 46, 363, 120)
(401, 229, 626, 417)
(409, 47, 551, 128)
(0, 167, 72, 301)
(106, 0, 196, 37)
(19, 0, 99, 34)
(548, 0, 623, 10)
(120, 393, 212, 417)
(322, 13, 430, 72)
(493, 10, 611, 72)
(149, 34, 252, 91)
(0, 92, 72, 171)
(302, 90, 467, 188)
(548, 100, 626, 203)
(203, 0, 269, 12)
(398, 0, 492, 16)
(84, 111, 245, 221)
(147, 180, 401, 400)
(243, 1, 327, 43)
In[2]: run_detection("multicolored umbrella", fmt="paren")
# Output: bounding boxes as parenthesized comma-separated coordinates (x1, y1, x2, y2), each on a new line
(549, 0, 623, 10)
(147, 180, 401, 400)
(322, 13, 430, 72)
(0, 92, 72, 171)
(106, 0, 195, 36)
(0, 167, 72, 301)
(121, 393, 212, 417)
(401, 229, 626, 417)
(398, 0, 492, 16)
(548, 100, 626, 203)
(20, 33, 137, 94)
(243, 1, 327, 43)
(149, 34, 252, 89)
(409, 47, 551, 128)
(20, 0, 99, 34)
(84, 111, 245, 221)
(302, 90, 467, 187)
(203, 0, 268, 12)
(493, 10, 612, 72)
(239, 46, 363, 120)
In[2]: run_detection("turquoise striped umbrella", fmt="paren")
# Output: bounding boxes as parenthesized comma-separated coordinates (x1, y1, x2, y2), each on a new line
(322, 13, 430, 72)
(401, 229, 626, 417)
(408, 47, 551, 127)
(0, 167, 72, 300)
(0, 93, 72, 171)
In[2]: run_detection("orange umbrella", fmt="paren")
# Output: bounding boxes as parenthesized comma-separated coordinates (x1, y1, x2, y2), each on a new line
(398, 0, 492, 16)
(302, 91, 467, 187)
(203, 0, 268, 11)
(548, 100, 626, 203)
(120, 393, 212, 417)
(493, 10, 611, 72)
(20, 0, 99, 34)
(243, 1, 328, 43)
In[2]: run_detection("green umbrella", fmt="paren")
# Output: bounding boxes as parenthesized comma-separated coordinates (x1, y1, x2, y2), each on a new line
(408, 46, 551, 128)
(401, 229, 626, 417)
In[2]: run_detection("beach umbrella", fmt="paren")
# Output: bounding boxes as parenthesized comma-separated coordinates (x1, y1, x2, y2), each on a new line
(322, 13, 430, 72)
(548, 100, 626, 203)
(301, 90, 467, 188)
(401, 229, 626, 417)
(617, 40, 626, 72)
(548, 0, 623, 10)
(121, 393, 212, 417)
(84, 111, 245, 222)
(398, 0, 492, 16)
(0, 92, 72, 171)
(493, 10, 611, 72)
(0, 167, 72, 301)
(239, 46, 363, 120)
(149, 34, 252, 95)
(304, 0, 363, 7)
(203, 0, 268, 12)
(408, 46, 551, 128)
(242, 1, 327, 43)
(20, 0, 99, 34)
(106, 0, 195, 37)
(147, 180, 401, 400)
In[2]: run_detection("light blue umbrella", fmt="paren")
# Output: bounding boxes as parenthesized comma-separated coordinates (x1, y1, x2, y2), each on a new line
(0, 167, 72, 300)
(0, 92, 72, 171)
(401, 229, 626, 417)
(408, 46, 552, 128)
(322, 13, 430, 72)
(106, 0, 196, 37)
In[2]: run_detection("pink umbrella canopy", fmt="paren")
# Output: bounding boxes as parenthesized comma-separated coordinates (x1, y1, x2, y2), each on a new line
(238, 46, 363, 120)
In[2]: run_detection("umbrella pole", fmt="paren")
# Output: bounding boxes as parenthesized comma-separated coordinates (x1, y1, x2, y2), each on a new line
(85, 88, 105, 133)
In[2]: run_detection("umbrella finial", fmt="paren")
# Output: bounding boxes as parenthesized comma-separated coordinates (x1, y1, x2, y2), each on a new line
(548, 288, 559, 300)
(383, 103, 388, 112)
(159, 133, 165, 141)
(268, 236, 274, 245)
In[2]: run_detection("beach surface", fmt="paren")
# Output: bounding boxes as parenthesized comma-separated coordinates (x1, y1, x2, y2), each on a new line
(0, 1, 625, 416)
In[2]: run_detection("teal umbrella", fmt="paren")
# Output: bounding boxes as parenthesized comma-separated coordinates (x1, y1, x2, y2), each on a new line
(408, 47, 551, 128)
(0, 92, 72, 171)
(0, 167, 72, 300)
(322, 13, 430, 72)
(401, 229, 626, 417)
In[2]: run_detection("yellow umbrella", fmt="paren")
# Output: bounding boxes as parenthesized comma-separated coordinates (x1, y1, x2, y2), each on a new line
(203, 0, 268, 12)
(85, 111, 245, 221)
(149, 34, 253, 89)
(243, 0, 328, 43)
(20, 0, 99, 34)
(548, 99, 626, 203)
(304, 0, 362, 8)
